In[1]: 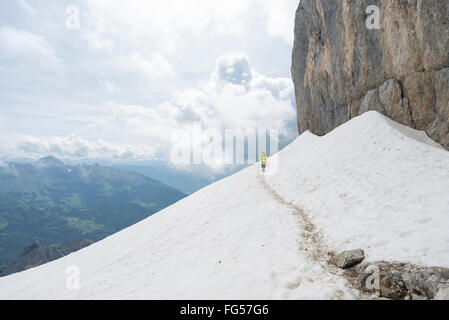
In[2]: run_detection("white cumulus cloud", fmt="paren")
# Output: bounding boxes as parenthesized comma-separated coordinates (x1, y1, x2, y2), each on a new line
(83, 52, 297, 166)
(1, 40, 296, 173)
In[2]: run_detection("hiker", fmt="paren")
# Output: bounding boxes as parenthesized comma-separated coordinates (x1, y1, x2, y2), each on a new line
(260, 152, 267, 173)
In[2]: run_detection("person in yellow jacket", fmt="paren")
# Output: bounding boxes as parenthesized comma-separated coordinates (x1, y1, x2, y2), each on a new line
(260, 152, 267, 173)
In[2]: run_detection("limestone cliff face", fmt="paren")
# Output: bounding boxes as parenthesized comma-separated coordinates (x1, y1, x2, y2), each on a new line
(291, 0, 449, 148)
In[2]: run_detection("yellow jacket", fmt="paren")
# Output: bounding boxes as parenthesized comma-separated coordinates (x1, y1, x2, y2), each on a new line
(260, 154, 267, 163)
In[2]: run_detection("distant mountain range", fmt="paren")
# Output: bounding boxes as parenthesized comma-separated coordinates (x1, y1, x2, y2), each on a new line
(0, 239, 93, 277)
(0, 156, 186, 267)
(116, 164, 220, 194)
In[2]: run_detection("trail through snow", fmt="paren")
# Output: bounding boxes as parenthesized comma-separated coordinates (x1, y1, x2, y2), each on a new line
(0, 164, 360, 300)
(1, 111, 447, 300)
(260, 173, 372, 299)
(260, 173, 327, 264)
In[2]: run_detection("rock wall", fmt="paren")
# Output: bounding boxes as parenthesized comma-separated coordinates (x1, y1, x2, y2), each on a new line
(291, 0, 449, 149)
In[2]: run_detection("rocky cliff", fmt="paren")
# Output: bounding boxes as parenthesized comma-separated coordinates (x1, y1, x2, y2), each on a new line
(291, 0, 449, 149)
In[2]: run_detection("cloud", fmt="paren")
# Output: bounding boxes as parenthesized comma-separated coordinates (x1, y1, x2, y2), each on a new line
(103, 80, 116, 94)
(82, 0, 297, 66)
(1, 134, 158, 161)
(1, 52, 296, 171)
(0, 0, 296, 130)
(17, 0, 37, 17)
(87, 53, 297, 165)
(0, 27, 61, 67)
(214, 52, 252, 87)
(84, 0, 253, 54)
(206, 53, 296, 131)
(130, 52, 175, 79)
(118, 52, 293, 134)
(0, 0, 299, 175)
(82, 29, 115, 51)
(262, 0, 298, 45)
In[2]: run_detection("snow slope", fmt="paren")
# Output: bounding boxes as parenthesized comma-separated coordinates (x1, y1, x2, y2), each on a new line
(0, 163, 358, 299)
(266, 111, 449, 267)
(0, 111, 448, 299)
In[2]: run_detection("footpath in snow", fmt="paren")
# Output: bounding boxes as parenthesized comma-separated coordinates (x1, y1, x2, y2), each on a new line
(0, 162, 358, 299)
(0, 111, 448, 299)
(265, 111, 449, 269)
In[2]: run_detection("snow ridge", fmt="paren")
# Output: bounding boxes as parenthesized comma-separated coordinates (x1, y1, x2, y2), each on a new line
(266, 111, 449, 268)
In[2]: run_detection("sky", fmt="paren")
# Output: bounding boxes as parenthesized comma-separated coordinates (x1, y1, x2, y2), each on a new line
(0, 0, 300, 175)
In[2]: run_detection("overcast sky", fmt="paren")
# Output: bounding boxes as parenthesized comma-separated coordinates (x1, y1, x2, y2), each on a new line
(0, 0, 299, 172)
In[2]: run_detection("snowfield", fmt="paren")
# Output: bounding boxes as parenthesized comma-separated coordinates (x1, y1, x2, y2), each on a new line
(0, 111, 448, 299)
(266, 111, 449, 268)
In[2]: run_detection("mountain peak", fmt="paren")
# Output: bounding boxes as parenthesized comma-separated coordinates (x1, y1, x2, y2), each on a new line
(35, 156, 64, 167)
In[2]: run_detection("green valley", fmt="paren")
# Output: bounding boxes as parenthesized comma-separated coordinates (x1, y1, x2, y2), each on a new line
(0, 156, 186, 266)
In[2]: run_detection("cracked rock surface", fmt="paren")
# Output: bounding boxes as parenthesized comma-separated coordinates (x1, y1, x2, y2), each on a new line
(292, 0, 449, 149)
